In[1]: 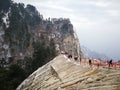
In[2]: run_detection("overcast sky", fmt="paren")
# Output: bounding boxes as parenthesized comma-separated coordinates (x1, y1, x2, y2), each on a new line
(14, 0, 120, 61)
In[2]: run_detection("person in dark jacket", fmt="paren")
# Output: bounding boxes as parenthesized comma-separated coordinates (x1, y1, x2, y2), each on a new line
(74, 56, 78, 61)
(108, 59, 112, 68)
(68, 54, 72, 58)
(89, 59, 92, 68)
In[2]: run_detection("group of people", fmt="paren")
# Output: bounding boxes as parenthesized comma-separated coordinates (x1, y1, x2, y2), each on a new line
(88, 59, 113, 69)
(68, 55, 79, 61)
(67, 54, 113, 69)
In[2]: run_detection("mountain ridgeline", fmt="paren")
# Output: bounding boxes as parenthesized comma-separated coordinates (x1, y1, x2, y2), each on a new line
(0, 0, 81, 89)
(0, 0, 81, 90)
(0, 0, 81, 65)
(81, 45, 110, 60)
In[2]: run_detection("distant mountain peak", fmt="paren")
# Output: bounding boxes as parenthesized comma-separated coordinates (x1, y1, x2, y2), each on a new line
(81, 45, 110, 60)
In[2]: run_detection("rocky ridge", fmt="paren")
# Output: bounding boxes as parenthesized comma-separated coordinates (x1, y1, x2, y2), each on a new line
(17, 55, 120, 90)
(0, 0, 81, 66)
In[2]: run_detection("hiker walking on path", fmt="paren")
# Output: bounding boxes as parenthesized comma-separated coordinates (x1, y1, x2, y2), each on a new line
(68, 54, 72, 59)
(108, 59, 112, 68)
(74, 56, 78, 61)
(89, 59, 92, 68)
(97, 63, 100, 69)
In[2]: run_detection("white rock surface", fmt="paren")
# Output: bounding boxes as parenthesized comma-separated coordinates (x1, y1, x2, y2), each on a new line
(17, 55, 120, 90)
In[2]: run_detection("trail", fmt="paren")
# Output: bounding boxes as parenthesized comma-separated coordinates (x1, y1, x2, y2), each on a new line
(17, 55, 120, 90)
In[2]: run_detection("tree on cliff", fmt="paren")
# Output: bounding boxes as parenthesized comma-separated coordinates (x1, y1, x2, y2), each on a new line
(31, 38, 56, 72)
(0, 64, 26, 90)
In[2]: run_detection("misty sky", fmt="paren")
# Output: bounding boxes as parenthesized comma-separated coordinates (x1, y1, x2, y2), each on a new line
(14, 0, 120, 61)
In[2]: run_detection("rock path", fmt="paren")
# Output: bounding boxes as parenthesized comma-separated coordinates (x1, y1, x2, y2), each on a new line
(17, 55, 120, 90)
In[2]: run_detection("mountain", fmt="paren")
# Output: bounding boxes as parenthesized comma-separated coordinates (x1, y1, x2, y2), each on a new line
(1, 1, 119, 90)
(0, 0, 82, 89)
(17, 55, 120, 90)
(0, 0, 81, 66)
(81, 45, 110, 60)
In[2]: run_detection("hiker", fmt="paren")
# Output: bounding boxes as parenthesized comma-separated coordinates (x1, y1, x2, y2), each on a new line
(89, 59, 92, 67)
(74, 56, 78, 61)
(97, 63, 100, 69)
(68, 54, 72, 58)
(108, 59, 112, 68)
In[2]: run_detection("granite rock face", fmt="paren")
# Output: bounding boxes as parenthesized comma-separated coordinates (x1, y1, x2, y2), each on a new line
(0, 0, 81, 66)
(17, 55, 120, 90)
